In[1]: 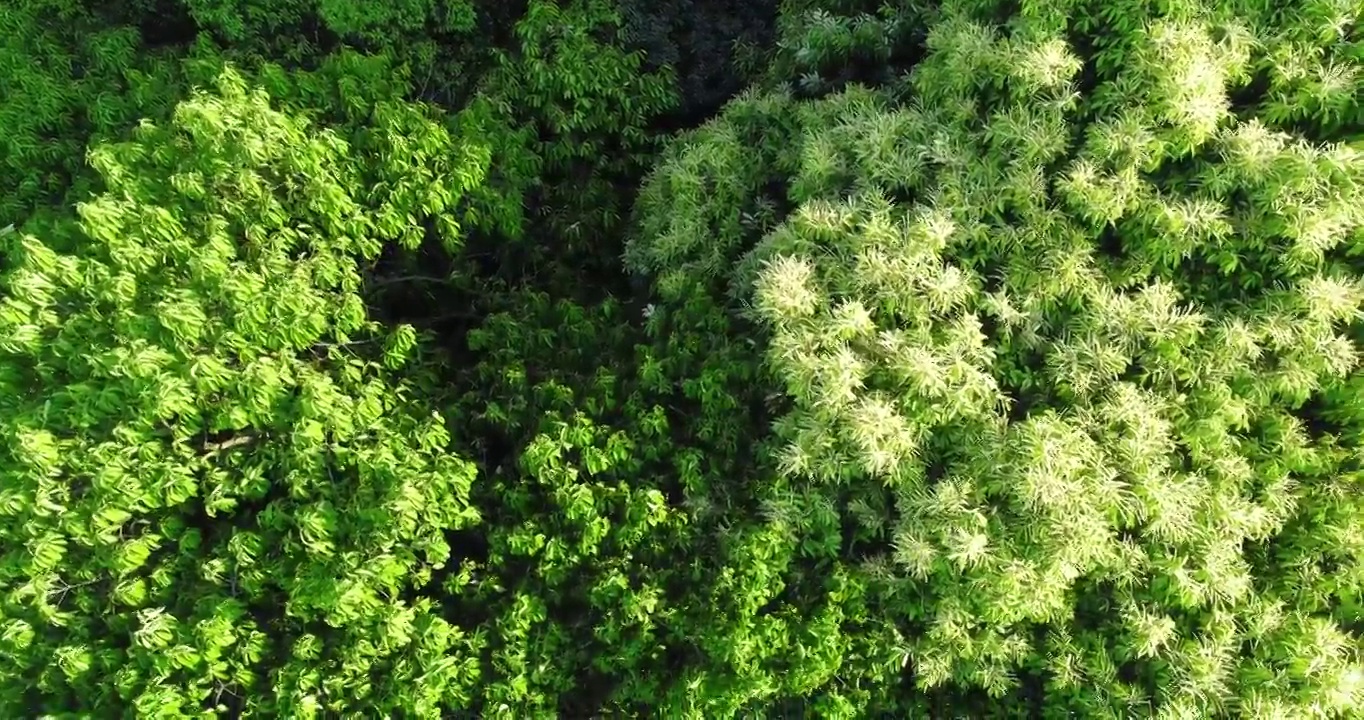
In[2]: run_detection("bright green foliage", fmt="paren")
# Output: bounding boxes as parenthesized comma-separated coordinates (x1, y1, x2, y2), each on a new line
(626, 88, 803, 300)
(629, 0, 1364, 715)
(248, 50, 492, 252)
(0, 66, 488, 716)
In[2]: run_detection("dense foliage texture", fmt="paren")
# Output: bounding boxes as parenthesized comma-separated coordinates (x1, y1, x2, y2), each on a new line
(0, 62, 491, 716)
(628, 0, 1364, 714)
(2, 0, 1364, 716)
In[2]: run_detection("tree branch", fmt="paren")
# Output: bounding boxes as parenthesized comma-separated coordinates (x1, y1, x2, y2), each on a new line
(202, 435, 257, 453)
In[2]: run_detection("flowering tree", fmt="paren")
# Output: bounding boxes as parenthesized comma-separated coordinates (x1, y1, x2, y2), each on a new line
(628, 0, 1364, 714)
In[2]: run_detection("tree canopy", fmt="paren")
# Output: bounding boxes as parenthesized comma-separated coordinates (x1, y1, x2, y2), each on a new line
(2, 0, 1363, 716)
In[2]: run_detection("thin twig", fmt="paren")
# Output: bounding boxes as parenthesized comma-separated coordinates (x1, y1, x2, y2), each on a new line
(313, 338, 382, 349)
(367, 275, 452, 290)
(48, 578, 102, 605)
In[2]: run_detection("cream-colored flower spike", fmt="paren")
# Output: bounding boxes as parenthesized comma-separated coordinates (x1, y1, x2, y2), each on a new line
(1011, 38, 1083, 94)
(753, 254, 823, 324)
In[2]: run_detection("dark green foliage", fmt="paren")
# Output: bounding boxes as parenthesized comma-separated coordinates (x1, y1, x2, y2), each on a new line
(461, 0, 677, 246)
(0, 1, 190, 227)
(618, 0, 781, 122)
(180, 0, 478, 52)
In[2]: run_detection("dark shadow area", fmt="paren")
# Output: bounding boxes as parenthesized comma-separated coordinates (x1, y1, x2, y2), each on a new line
(621, 0, 783, 128)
